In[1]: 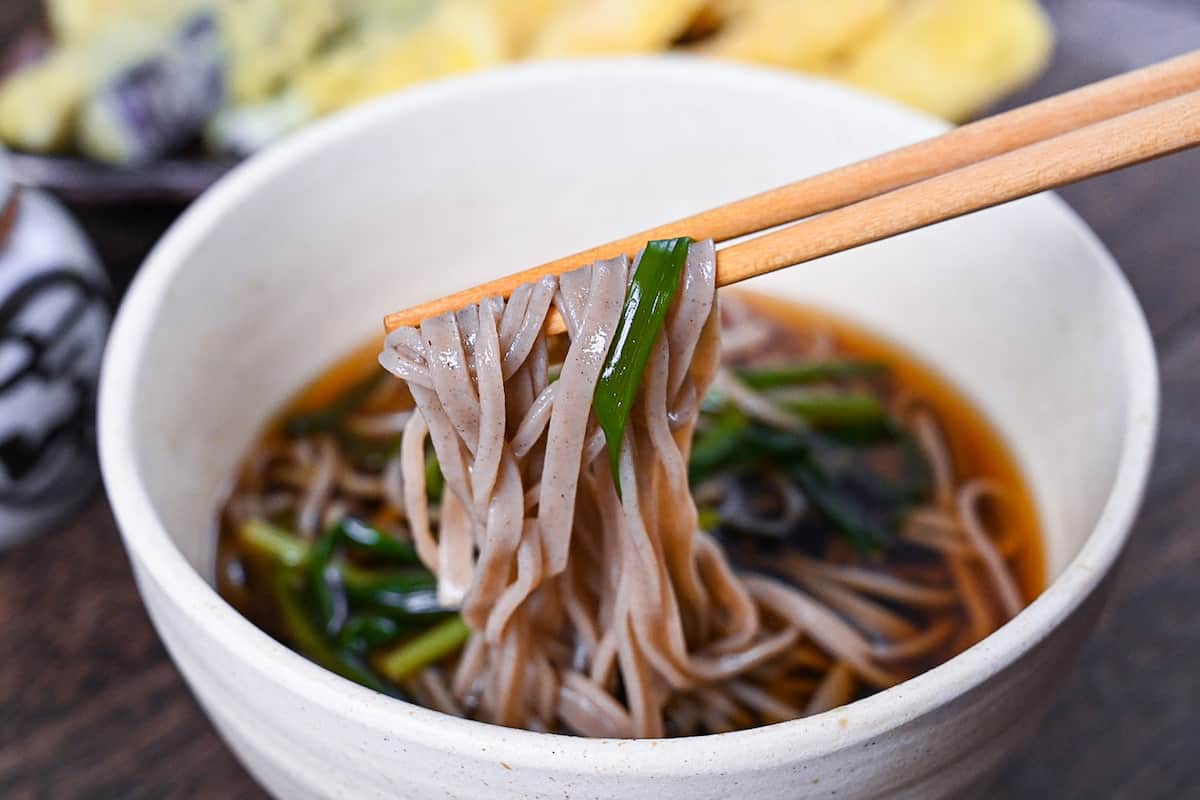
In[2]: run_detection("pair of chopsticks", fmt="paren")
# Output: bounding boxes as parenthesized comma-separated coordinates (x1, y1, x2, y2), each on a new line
(385, 51, 1200, 335)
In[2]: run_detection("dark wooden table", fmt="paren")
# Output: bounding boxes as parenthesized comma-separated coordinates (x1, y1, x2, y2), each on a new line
(2, 2, 1198, 797)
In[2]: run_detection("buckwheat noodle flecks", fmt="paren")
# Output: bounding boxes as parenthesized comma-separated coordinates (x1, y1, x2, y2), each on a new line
(373, 240, 1017, 736)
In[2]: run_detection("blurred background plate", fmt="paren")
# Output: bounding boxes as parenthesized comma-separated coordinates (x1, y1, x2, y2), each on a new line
(0, 19, 231, 204)
(2, 0, 1056, 199)
(5, 151, 233, 204)
(0, 0, 1060, 289)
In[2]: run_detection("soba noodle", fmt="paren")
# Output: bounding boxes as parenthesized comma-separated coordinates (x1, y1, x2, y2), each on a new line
(220, 240, 1038, 737)
(358, 240, 1024, 736)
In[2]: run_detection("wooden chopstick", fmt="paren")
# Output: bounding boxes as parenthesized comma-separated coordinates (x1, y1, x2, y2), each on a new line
(385, 50, 1200, 333)
(717, 89, 1200, 286)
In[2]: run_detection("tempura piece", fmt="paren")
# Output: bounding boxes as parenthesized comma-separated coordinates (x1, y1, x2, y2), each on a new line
(697, 0, 896, 71)
(492, 0, 570, 56)
(45, 0, 172, 41)
(207, 0, 506, 155)
(77, 12, 225, 164)
(838, 0, 1054, 121)
(529, 0, 708, 57)
(0, 17, 166, 152)
(220, 0, 342, 104)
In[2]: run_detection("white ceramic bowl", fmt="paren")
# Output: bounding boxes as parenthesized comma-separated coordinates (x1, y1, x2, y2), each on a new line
(99, 59, 1157, 799)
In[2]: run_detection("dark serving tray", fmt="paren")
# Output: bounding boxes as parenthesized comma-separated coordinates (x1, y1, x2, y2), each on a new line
(6, 151, 233, 204)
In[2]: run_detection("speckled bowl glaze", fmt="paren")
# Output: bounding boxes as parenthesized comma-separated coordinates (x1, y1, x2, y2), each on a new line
(99, 59, 1157, 799)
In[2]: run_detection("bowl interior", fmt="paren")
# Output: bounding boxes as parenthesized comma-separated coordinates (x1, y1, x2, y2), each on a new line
(107, 60, 1152, 707)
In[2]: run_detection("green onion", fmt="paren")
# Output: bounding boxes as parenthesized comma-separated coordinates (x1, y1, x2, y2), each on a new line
(375, 616, 472, 682)
(689, 417, 813, 486)
(697, 506, 721, 530)
(593, 237, 691, 482)
(737, 360, 886, 390)
(338, 615, 404, 653)
(684, 408, 930, 552)
(343, 572, 446, 618)
(309, 518, 421, 636)
(744, 423, 813, 461)
(240, 520, 310, 568)
(330, 517, 419, 561)
(240, 520, 424, 577)
(790, 463, 892, 552)
(688, 408, 748, 485)
(424, 451, 445, 502)
(248, 522, 455, 695)
(781, 392, 889, 433)
(271, 568, 398, 696)
(340, 566, 432, 592)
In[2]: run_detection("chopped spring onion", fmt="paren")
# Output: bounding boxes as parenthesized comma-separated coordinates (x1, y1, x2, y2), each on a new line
(240, 520, 309, 568)
(338, 615, 404, 653)
(780, 392, 889, 433)
(689, 408, 748, 485)
(327, 517, 419, 561)
(594, 237, 691, 482)
(689, 417, 812, 486)
(424, 451, 445, 502)
(271, 568, 399, 696)
(344, 572, 448, 619)
(309, 518, 421, 636)
(340, 567, 435, 593)
(245, 518, 455, 692)
(790, 462, 893, 553)
(240, 519, 425, 579)
(687, 390, 928, 550)
(737, 360, 886, 390)
(376, 616, 472, 682)
(697, 506, 721, 530)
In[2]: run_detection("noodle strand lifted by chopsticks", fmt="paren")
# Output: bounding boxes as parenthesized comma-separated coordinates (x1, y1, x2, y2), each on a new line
(382, 241, 792, 733)
(370, 240, 1031, 735)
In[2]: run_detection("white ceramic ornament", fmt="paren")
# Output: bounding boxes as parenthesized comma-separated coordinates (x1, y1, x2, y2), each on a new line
(0, 146, 111, 549)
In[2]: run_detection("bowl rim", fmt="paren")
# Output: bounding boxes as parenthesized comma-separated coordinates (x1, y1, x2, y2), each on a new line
(99, 57, 1159, 776)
